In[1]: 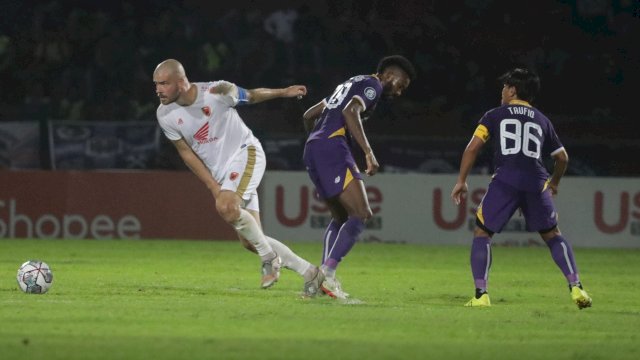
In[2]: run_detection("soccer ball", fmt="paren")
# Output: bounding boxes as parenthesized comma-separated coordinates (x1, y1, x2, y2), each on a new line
(17, 260, 54, 294)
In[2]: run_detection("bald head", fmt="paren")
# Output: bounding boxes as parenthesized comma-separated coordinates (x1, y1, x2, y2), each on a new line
(154, 59, 186, 79)
(153, 59, 191, 105)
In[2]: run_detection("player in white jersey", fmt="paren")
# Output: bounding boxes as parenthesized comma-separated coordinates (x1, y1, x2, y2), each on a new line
(153, 59, 323, 297)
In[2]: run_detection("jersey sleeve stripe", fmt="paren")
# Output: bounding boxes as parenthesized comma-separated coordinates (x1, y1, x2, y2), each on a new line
(352, 95, 367, 111)
(550, 146, 565, 156)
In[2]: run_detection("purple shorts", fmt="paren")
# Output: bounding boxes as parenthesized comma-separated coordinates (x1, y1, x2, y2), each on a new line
(303, 138, 362, 199)
(477, 178, 558, 233)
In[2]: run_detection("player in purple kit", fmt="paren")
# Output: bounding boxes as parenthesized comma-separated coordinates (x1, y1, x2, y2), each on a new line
(302, 55, 416, 299)
(451, 68, 592, 309)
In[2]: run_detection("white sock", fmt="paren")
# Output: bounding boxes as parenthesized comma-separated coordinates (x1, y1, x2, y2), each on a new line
(232, 209, 273, 259)
(265, 236, 313, 278)
(320, 264, 336, 279)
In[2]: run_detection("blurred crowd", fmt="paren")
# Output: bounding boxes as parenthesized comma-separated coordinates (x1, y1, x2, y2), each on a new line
(0, 0, 638, 139)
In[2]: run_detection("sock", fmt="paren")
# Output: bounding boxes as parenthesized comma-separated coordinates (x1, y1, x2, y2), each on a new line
(470, 236, 492, 293)
(265, 236, 313, 277)
(475, 288, 487, 299)
(545, 235, 580, 285)
(231, 209, 273, 260)
(324, 217, 365, 271)
(568, 282, 584, 292)
(321, 219, 341, 264)
(320, 264, 336, 279)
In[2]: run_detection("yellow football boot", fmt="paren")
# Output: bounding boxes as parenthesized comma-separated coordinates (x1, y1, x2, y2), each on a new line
(571, 286, 592, 309)
(464, 293, 491, 307)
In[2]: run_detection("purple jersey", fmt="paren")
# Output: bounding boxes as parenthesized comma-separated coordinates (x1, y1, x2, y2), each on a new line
(474, 100, 564, 192)
(306, 75, 383, 142)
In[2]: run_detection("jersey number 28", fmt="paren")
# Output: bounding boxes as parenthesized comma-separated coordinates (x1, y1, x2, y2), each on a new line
(326, 82, 353, 109)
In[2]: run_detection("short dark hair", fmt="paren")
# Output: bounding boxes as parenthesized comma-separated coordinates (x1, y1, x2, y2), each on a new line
(377, 55, 417, 81)
(499, 68, 540, 102)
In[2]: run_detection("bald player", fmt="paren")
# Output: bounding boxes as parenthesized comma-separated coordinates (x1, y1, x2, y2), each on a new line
(153, 59, 324, 297)
(301, 55, 416, 299)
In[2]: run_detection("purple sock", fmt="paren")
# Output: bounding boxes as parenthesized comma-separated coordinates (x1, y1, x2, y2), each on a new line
(546, 235, 580, 285)
(321, 219, 341, 264)
(324, 217, 365, 270)
(470, 236, 492, 291)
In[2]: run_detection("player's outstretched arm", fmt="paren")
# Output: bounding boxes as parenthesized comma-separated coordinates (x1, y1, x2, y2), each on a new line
(247, 85, 307, 104)
(172, 138, 221, 198)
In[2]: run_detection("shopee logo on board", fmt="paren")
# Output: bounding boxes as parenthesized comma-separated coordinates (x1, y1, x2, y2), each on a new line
(274, 185, 382, 227)
(594, 191, 640, 234)
(0, 199, 141, 239)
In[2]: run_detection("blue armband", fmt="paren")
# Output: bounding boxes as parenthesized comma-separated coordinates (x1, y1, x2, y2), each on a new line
(237, 87, 249, 105)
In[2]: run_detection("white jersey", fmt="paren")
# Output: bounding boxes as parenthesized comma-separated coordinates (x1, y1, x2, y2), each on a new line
(156, 81, 261, 182)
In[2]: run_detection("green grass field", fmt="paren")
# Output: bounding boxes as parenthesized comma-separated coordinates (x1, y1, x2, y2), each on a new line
(1, 239, 638, 360)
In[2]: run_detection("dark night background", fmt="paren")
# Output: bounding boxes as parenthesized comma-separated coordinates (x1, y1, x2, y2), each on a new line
(1, 0, 638, 175)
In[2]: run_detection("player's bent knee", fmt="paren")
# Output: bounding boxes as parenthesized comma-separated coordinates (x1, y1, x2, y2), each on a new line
(474, 227, 493, 238)
(540, 226, 561, 241)
(216, 201, 241, 224)
(353, 208, 373, 223)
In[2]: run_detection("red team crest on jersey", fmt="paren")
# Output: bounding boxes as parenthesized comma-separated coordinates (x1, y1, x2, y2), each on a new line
(230, 172, 239, 181)
(201, 106, 211, 117)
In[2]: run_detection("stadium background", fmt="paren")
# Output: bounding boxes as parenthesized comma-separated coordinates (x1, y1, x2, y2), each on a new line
(1, 0, 639, 246)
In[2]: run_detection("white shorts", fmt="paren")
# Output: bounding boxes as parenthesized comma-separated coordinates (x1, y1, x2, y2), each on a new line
(220, 144, 265, 212)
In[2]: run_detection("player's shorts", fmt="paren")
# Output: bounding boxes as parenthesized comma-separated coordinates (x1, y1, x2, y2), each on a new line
(476, 178, 558, 233)
(303, 137, 362, 200)
(220, 143, 265, 212)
